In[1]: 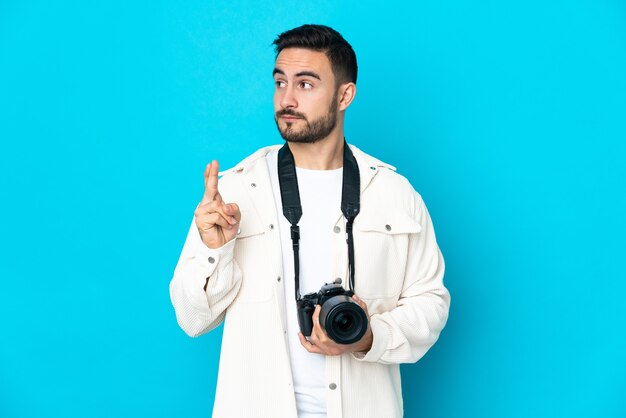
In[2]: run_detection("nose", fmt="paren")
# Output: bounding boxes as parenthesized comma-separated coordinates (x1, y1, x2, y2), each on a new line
(279, 84, 297, 109)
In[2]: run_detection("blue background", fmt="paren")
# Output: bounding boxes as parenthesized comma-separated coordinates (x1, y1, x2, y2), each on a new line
(1, 1, 625, 417)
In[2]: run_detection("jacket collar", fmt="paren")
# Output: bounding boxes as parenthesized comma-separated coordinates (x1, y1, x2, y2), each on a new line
(349, 144, 396, 194)
(219, 143, 396, 194)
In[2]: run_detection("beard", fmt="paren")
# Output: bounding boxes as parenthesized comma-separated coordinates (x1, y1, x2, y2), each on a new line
(274, 91, 338, 144)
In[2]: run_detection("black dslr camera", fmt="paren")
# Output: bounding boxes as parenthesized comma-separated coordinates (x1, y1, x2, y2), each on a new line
(297, 281, 369, 345)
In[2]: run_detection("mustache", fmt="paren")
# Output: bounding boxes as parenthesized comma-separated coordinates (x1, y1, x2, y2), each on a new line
(276, 109, 306, 119)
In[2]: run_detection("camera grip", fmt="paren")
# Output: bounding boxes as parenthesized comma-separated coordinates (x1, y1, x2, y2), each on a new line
(296, 300, 316, 337)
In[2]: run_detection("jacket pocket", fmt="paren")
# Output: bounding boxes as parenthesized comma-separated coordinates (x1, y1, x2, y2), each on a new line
(352, 210, 421, 299)
(232, 210, 273, 303)
(236, 209, 265, 239)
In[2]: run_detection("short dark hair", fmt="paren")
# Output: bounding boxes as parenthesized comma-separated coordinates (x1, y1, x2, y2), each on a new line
(272, 24, 358, 86)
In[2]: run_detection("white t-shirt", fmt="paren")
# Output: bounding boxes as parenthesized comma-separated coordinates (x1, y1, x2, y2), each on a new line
(267, 149, 343, 418)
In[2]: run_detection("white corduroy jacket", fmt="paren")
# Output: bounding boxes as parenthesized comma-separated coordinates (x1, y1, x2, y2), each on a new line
(169, 144, 450, 418)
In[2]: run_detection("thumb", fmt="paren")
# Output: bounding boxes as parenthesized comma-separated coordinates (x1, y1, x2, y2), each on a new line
(225, 203, 241, 220)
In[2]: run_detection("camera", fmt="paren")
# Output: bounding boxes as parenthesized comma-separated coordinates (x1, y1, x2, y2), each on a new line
(297, 281, 369, 345)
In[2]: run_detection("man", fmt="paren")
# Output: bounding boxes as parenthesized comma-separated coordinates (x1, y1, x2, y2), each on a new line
(169, 24, 450, 418)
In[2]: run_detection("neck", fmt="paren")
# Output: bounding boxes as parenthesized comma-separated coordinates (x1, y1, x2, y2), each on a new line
(287, 129, 345, 170)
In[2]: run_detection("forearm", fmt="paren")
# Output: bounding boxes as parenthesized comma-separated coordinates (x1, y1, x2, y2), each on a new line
(169, 219, 242, 337)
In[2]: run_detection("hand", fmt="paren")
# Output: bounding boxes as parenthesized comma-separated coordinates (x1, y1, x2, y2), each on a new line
(298, 294, 373, 356)
(194, 160, 242, 249)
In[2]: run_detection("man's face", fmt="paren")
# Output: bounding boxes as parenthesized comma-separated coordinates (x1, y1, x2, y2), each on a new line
(273, 48, 339, 144)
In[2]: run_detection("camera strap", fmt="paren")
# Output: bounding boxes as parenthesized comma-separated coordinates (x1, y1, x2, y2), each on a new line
(277, 139, 360, 301)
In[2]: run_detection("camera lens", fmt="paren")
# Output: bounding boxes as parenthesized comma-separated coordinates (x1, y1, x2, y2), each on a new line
(334, 312, 354, 332)
(319, 295, 368, 344)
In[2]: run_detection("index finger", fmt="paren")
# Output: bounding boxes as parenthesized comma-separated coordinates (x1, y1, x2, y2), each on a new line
(203, 160, 220, 201)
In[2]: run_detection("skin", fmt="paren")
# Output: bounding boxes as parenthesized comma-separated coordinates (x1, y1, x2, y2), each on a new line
(196, 47, 372, 355)
(273, 47, 356, 170)
(195, 160, 241, 249)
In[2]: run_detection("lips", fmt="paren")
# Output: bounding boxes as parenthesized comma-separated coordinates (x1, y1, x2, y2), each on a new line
(281, 115, 301, 121)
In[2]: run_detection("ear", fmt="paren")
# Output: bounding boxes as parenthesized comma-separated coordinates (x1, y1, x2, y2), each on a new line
(337, 82, 356, 111)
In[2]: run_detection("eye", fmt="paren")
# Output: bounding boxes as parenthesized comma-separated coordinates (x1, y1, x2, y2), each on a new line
(275, 80, 286, 88)
(300, 81, 312, 89)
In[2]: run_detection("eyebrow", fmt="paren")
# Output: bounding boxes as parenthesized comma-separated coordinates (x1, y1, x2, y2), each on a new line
(272, 68, 321, 80)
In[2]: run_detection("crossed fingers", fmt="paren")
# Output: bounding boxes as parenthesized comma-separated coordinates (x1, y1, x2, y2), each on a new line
(196, 160, 238, 228)
(202, 160, 221, 203)
(194, 160, 241, 249)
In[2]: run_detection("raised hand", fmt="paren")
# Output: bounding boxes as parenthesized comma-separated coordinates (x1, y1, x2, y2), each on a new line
(194, 160, 241, 249)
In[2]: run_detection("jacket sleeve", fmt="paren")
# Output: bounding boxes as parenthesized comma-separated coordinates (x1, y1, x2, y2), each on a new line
(352, 192, 450, 364)
(169, 215, 242, 337)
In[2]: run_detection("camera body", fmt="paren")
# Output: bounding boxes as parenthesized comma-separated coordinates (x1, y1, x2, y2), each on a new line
(297, 282, 369, 345)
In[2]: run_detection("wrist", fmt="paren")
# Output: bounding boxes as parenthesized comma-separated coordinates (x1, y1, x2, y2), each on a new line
(353, 327, 373, 353)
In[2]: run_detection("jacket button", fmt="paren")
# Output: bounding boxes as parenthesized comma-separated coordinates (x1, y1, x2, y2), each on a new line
(251, 182, 257, 188)
(277, 276, 281, 282)
(208, 257, 215, 264)
(370, 166, 376, 170)
(329, 383, 337, 390)
(269, 224, 274, 230)
(385, 224, 392, 231)
(333, 226, 341, 233)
